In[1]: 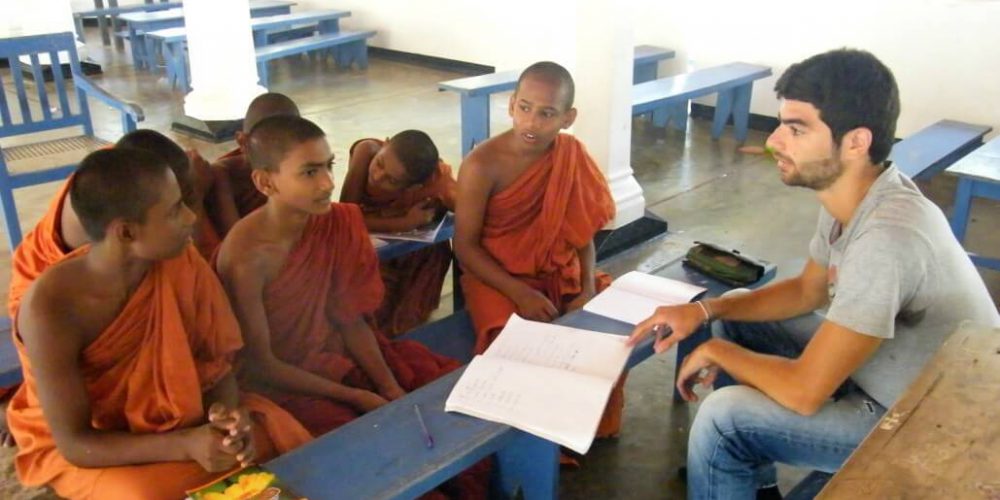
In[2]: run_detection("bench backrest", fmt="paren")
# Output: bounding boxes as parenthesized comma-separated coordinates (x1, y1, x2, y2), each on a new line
(74, 2, 181, 18)
(632, 62, 772, 109)
(0, 32, 92, 140)
(888, 120, 992, 180)
(439, 45, 676, 97)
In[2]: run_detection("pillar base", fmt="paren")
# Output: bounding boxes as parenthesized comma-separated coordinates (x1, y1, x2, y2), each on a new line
(594, 210, 668, 262)
(172, 115, 243, 143)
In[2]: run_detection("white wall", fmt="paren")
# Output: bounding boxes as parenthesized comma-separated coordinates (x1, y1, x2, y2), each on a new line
(300, 0, 1000, 137)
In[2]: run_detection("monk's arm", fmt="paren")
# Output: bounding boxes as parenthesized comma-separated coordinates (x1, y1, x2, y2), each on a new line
(202, 371, 241, 412)
(338, 317, 402, 396)
(454, 159, 528, 299)
(19, 294, 202, 467)
(208, 165, 242, 235)
(223, 257, 373, 407)
(340, 140, 377, 204)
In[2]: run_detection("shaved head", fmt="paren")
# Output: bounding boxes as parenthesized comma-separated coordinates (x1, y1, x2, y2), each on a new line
(244, 92, 300, 133)
(247, 115, 326, 172)
(516, 61, 575, 110)
(115, 129, 194, 206)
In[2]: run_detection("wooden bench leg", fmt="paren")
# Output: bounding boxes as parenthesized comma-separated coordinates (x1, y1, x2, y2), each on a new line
(257, 61, 269, 88)
(731, 83, 753, 143)
(127, 28, 143, 69)
(355, 42, 369, 69)
(633, 61, 657, 84)
(73, 16, 86, 43)
(950, 177, 975, 242)
(0, 167, 24, 251)
(460, 93, 490, 158)
(495, 431, 558, 499)
(711, 88, 736, 140)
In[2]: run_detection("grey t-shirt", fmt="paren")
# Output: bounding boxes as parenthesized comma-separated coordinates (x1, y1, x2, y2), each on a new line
(809, 164, 1000, 408)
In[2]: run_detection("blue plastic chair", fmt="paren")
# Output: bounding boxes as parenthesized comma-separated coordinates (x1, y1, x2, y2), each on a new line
(0, 31, 144, 251)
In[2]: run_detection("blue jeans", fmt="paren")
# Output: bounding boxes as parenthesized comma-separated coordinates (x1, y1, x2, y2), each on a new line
(685, 317, 886, 500)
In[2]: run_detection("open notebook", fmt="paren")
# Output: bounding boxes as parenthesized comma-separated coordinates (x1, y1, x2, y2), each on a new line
(583, 271, 707, 325)
(445, 315, 632, 454)
(368, 213, 449, 243)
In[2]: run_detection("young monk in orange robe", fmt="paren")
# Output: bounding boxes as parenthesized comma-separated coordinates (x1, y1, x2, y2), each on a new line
(7, 148, 311, 500)
(202, 93, 300, 240)
(214, 116, 486, 498)
(2, 130, 212, 446)
(340, 130, 457, 336)
(454, 61, 625, 439)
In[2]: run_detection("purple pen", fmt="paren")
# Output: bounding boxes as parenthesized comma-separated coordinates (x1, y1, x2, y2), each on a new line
(413, 404, 435, 449)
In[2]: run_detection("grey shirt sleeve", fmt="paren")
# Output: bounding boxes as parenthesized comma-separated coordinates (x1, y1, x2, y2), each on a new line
(824, 225, 930, 339)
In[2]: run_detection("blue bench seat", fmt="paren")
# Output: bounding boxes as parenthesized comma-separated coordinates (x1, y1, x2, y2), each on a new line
(631, 62, 772, 142)
(887, 119, 991, 180)
(256, 30, 376, 87)
(945, 135, 1000, 271)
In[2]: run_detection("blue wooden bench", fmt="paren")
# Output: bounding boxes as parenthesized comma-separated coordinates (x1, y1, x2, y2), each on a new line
(439, 45, 675, 157)
(256, 30, 377, 88)
(887, 119, 992, 181)
(146, 10, 352, 92)
(945, 135, 1000, 271)
(119, 1, 295, 71)
(0, 32, 144, 252)
(632, 62, 772, 143)
(263, 255, 775, 498)
(72, 1, 180, 45)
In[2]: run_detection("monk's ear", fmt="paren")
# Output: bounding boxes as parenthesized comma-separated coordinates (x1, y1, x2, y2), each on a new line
(561, 107, 577, 129)
(251, 169, 276, 196)
(235, 131, 248, 152)
(508, 93, 517, 118)
(108, 218, 136, 244)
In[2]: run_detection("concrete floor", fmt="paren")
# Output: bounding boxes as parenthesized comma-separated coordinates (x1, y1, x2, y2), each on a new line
(1, 26, 998, 499)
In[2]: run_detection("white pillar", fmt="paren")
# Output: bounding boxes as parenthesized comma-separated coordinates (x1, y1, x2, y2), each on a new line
(183, 0, 266, 121)
(570, 0, 646, 228)
(0, 0, 87, 64)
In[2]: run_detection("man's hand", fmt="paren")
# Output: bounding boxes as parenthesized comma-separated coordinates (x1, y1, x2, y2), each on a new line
(512, 285, 558, 322)
(378, 384, 406, 402)
(627, 302, 708, 354)
(351, 390, 390, 413)
(183, 424, 241, 472)
(564, 291, 594, 313)
(403, 199, 437, 228)
(207, 403, 255, 467)
(675, 345, 719, 402)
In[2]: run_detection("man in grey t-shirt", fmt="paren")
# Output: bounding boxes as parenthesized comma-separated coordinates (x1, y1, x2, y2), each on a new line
(628, 49, 999, 500)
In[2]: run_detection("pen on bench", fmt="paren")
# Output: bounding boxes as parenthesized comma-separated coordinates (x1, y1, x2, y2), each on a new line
(414, 404, 435, 449)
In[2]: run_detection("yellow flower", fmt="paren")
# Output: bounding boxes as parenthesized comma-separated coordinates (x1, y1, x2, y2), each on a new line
(200, 471, 276, 500)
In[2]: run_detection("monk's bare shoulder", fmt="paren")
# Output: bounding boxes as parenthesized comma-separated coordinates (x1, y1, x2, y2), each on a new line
(216, 212, 286, 287)
(20, 259, 97, 344)
(461, 132, 513, 185)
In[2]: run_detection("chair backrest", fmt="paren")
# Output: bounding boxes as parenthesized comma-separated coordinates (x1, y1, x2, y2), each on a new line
(0, 32, 92, 140)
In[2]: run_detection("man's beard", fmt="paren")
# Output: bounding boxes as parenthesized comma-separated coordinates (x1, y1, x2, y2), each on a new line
(779, 155, 843, 191)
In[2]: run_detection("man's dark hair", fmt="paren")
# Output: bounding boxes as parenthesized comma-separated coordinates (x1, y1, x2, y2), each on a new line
(246, 115, 326, 172)
(775, 48, 900, 164)
(389, 130, 439, 184)
(70, 148, 171, 241)
(115, 129, 193, 204)
(516, 61, 575, 110)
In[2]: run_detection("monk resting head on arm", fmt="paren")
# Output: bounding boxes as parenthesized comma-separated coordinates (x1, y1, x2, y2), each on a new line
(341, 129, 456, 233)
(214, 116, 460, 437)
(9, 148, 310, 499)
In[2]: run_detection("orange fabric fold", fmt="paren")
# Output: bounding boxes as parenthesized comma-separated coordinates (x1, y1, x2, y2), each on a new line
(350, 138, 457, 337)
(461, 134, 615, 353)
(7, 178, 75, 320)
(7, 245, 310, 499)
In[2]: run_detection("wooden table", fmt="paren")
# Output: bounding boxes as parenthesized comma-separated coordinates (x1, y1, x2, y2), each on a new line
(819, 322, 1000, 498)
(946, 136, 1000, 271)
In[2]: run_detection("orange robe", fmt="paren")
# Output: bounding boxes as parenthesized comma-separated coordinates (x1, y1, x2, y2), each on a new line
(248, 204, 486, 498)
(251, 203, 460, 433)
(6, 245, 311, 500)
(459, 133, 625, 436)
(350, 138, 457, 337)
